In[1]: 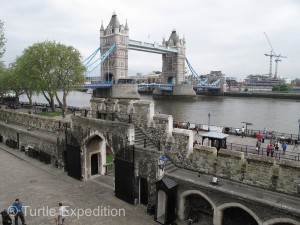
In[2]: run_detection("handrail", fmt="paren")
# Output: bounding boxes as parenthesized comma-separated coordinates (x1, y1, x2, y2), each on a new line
(114, 113, 161, 151)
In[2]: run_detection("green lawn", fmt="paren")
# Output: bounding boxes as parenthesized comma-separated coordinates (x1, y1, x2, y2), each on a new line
(38, 111, 62, 117)
(106, 154, 114, 164)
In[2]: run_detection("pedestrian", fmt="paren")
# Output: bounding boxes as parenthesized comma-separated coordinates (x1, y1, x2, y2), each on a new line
(256, 140, 261, 152)
(275, 141, 279, 158)
(293, 139, 299, 151)
(266, 144, 271, 156)
(58, 203, 67, 225)
(195, 126, 199, 136)
(282, 141, 287, 155)
(12, 198, 26, 225)
(241, 126, 245, 138)
(1, 208, 12, 225)
(262, 132, 265, 143)
(271, 145, 275, 157)
(256, 131, 262, 142)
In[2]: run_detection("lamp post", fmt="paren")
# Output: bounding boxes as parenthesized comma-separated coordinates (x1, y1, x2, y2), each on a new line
(241, 121, 253, 137)
(208, 113, 211, 132)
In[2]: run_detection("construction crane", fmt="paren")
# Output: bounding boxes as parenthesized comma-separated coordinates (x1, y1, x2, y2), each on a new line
(263, 32, 287, 78)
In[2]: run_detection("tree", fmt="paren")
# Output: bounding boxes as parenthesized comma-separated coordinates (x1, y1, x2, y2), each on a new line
(272, 83, 292, 92)
(20, 41, 86, 112)
(291, 78, 300, 87)
(53, 43, 86, 113)
(0, 20, 6, 72)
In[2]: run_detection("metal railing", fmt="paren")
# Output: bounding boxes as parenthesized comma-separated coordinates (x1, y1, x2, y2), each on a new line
(104, 163, 114, 175)
(226, 142, 300, 161)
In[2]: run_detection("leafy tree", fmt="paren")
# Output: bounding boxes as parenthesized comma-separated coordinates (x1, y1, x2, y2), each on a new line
(291, 78, 300, 87)
(53, 43, 86, 113)
(20, 41, 85, 112)
(272, 83, 292, 92)
(0, 20, 6, 72)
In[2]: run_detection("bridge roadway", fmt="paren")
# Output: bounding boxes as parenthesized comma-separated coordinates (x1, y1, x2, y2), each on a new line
(83, 83, 221, 90)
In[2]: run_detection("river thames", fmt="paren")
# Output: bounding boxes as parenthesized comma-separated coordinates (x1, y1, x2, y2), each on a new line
(20, 92, 300, 134)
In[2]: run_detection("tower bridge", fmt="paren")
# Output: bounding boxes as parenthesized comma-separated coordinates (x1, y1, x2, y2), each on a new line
(83, 12, 225, 98)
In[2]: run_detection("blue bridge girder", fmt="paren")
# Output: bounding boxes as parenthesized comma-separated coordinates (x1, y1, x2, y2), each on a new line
(82, 82, 220, 90)
(128, 39, 178, 54)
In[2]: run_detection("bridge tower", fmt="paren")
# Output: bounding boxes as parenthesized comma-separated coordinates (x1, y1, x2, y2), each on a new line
(100, 12, 129, 84)
(161, 29, 186, 84)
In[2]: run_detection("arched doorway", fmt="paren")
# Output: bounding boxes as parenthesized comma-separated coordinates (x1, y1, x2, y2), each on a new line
(184, 194, 213, 224)
(104, 72, 114, 84)
(83, 134, 106, 179)
(167, 77, 174, 84)
(91, 153, 99, 175)
(263, 218, 300, 225)
(222, 207, 258, 225)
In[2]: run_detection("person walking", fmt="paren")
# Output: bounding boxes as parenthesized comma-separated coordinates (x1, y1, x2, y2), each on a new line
(293, 139, 299, 151)
(266, 144, 271, 156)
(241, 126, 245, 138)
(282, 141, 287, 155)
(271, 145, 275, 157)
(195, 126, 200, 136)
(12, 199, 26, 225)
(58, 203, 68, 225)
(256, 140, 261, 153)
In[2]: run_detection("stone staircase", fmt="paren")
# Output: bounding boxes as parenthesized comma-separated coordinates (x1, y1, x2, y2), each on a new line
(134, 125, 158, 151)
(164, 160, 178, 173)
(133, 124, 178, 173)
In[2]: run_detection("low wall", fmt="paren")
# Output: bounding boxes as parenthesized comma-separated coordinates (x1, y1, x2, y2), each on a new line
(0, 108, 69, 133)
(188, 145, 300, 195)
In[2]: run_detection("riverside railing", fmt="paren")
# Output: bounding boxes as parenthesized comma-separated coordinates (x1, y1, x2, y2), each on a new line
(226, 142, 300, 161)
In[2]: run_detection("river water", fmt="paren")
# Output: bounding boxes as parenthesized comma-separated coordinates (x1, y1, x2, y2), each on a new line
(19, 92, 300, 134)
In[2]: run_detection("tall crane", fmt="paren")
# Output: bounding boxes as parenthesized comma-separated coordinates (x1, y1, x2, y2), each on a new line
(263, 32, 287, 78)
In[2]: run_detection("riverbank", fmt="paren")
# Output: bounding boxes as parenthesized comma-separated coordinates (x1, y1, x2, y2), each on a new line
(223, 92, 300, 100)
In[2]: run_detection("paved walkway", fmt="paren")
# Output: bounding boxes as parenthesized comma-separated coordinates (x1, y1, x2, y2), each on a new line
(194, 130, 300, 161)
(0, 144, 161, 225)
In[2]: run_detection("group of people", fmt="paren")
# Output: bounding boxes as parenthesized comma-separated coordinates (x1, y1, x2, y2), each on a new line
(255, 130, 300, 157)
(1, 199, 67, 225)
(1, 199, 26, 225)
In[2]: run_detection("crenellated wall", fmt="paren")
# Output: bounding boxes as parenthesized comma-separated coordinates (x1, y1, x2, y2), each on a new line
(187, 145, 300, 195)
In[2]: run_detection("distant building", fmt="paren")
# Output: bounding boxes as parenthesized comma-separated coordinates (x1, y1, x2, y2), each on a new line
(130, 71, 162, 84)
(244, 74, 285, 86)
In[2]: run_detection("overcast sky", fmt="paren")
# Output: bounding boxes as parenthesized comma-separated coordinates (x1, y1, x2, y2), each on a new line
(1, 0, 300, 80)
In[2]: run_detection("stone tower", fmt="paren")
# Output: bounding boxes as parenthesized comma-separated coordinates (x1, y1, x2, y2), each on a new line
(100, 12, 129, 84)
(161, 29, 186, 85)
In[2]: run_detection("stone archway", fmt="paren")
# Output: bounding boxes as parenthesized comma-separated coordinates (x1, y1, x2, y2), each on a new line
(104, 72, 114, 84)
(263, 218, 300, 225)
(81, 131, 107, 180)
(178, 190, 216, 224)
(218, 203, 261, 225)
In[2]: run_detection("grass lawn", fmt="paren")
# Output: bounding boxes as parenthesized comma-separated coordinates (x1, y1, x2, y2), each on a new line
(38, 111, 62, 117)
(106, 154, 114, 164)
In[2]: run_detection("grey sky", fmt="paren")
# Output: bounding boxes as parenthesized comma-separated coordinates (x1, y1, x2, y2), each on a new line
(1, 0, 300, 79)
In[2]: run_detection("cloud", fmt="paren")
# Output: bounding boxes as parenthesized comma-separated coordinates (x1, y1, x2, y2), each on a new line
(1, 0, 300, 79)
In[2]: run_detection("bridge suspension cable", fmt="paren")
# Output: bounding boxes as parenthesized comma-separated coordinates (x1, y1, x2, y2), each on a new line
(82, 47, 100, 66)
(85, 43, 116, 77)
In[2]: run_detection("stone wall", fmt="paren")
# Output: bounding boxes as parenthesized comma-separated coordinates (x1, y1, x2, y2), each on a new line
(174, 177, 300, 224)
(188, 145, 300, 195)
(134, 147, 160, 204)
(0, 108, 69, 133)
(0, 122, 60, 165)
(71, 115, 134, 150)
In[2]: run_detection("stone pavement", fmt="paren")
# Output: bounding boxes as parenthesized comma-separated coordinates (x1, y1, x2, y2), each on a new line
(0, 144, 162, 225)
